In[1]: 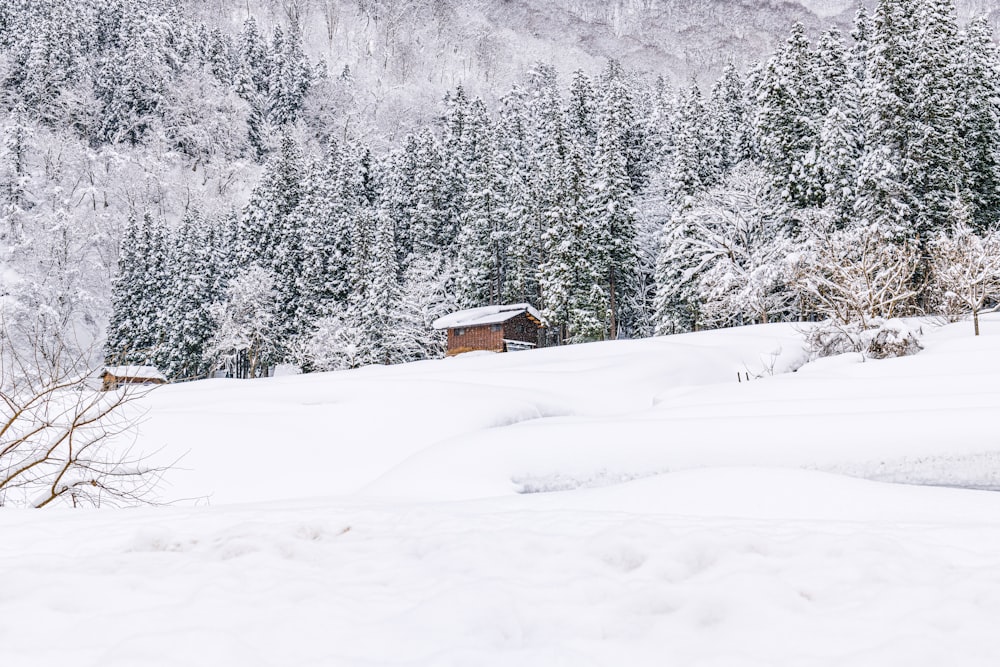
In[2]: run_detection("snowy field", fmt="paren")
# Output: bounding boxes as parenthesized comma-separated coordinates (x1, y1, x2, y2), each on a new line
(4, 316, 1000, 666)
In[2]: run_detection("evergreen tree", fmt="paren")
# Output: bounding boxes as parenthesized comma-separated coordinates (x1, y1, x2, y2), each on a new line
(493, 85, 532, 305)
(707, 63, 747, 180)
(160, 210, 218, 380)
(238, 133, 304, 270)
(755, 23, 824, 207)
(540, 130, 606, 342)
(106, 212, 168, 365)
(854, 145, 912, 238)
(850, 5, 873, 85)
(861, 0, 920, 235)
(268, 16, 312, 127)
(237, 16, 273, 158)
(669, 81, 710, 201)
(382, 135, 421, 267)
(957, 17, 1000, 229)
(589, 63, 640, 339)
(361, 205, 403, 365)
(525, 63, 565, 291)
(454, 121, 501, 307)
(814, 27, 849, 109)
(817, 105, 862, 228)
(292, 144, 354, 336)
(106, 213, 146, 364)
(409, 128, 449, 257)
(93, 8, 173, 144)
(566, 69, 597, 149)
(910, 0, 963, 235)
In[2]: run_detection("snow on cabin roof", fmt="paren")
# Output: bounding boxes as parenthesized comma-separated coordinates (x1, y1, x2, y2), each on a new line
(102, 366, 167, 381)
(432, 303, 545, 330)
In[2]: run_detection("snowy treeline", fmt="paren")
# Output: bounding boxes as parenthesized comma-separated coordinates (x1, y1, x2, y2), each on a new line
(656, 0, 1000, 355)
(104, 0, 1000, 375)
(1, 0, 999, 381)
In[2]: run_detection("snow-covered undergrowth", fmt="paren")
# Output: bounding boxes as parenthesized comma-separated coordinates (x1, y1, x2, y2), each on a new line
(5, 316, 1000, 666)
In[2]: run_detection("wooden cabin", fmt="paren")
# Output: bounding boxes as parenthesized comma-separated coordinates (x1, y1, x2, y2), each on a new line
(433, 304, 546, 356)
(101, 366, 168, 391)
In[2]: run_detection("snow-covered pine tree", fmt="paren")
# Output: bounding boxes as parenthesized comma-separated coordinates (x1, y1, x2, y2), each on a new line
(492, 85, 531, 304)
(454, 116, 500, 308)
(754, 23, 823, 208)
(292, 144, 350, 339)
(669, 81, 710, 203)
(860, 0, 920, 237)
(957, 17, 1000, 230)
(362, 205, 404, 365)
(93, 7, 173, 145)
(0, 110, 33, 243)
(910, 0, 963, 236)
(206, 27, 237, 86)
(237, 132, 304, 270)
(234, 132, 305, 360)
(268, 15, 312, 128)
(106, 212, 145, 364)
(643, 74, 675, 176)
(707, 63, 747, 181)
(540, 131, 607, 343)
(653, 212, 702, 335)
(566, 69, 597, 149)
(589, 62, 640, 339)
(814, 27, 849, 112)
(409, 128, 449, 258)
(106, 212, 169, 365)
(854, 145, 912, 239)
(516, 63, 564, 308)
(236, 16, 273, 158)
(850, 5, 873, 86)
(540, 69, 606, 342)
(159, 209, 218, 381)
(817, 104, 862, 228)
(436, 85, 471, 252)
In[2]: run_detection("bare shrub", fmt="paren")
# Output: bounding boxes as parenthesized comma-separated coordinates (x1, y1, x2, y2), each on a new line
(1, 324, 168, 508)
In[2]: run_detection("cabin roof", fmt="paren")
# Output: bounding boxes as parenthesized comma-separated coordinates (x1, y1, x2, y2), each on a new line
(432, 303, 545, 330)
(102, 365, 167, 381)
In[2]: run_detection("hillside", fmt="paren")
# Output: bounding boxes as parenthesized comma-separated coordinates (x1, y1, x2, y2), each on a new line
(142, 315, 1000, 504)
(4, 318, 1000, 664)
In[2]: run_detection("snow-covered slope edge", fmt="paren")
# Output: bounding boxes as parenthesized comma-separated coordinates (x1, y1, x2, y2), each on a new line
(144, 323, 808, 504)
(141, 315, 1000, 506)
(8, 317, 1000, 667)
(362, 315, 1000, 501)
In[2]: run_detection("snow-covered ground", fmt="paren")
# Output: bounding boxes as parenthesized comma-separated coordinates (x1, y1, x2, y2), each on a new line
(4, 316, 1000, 666)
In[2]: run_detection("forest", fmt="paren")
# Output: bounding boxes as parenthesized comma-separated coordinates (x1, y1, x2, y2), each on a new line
(0, 0, 998, 380)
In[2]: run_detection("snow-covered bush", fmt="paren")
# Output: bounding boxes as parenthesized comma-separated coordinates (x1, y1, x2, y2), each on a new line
(654, 166, 798, 333)
(795, 222, 924, 359)
(288, 310, 366, 372)
(805, 318, 923, 360)
(206, 265, 282, 378)
(928, 201, 1000, 336)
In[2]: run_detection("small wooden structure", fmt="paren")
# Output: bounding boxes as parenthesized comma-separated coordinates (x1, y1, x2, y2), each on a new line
(433, 304, 546, 356)
(101, 366, 168, 391)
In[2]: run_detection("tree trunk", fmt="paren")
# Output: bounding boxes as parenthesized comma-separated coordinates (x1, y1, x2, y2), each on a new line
(608, 270, 617, 340)
(974, 308, 980, 336)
